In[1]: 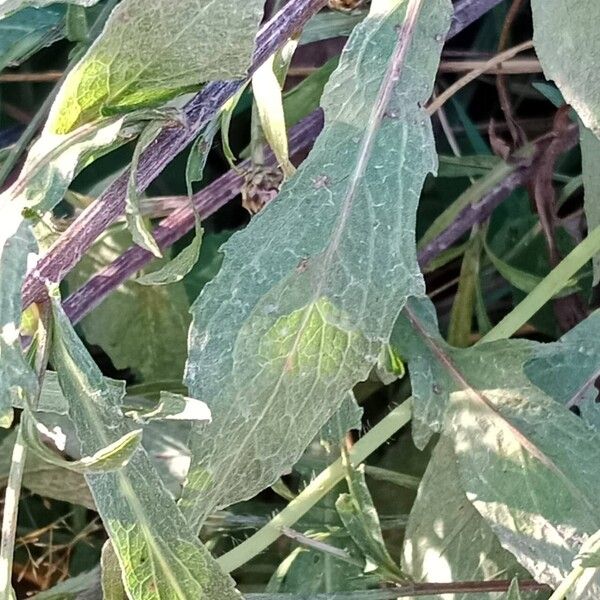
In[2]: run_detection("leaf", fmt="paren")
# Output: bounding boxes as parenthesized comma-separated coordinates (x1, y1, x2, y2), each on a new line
(47, 0, 266, 133)
(0, 0, 96, 20)
(126, 122, 164, 257)
(50, 298, 241, 600)
(402, 436, 531, 599)
(0, 5, 64, 69)
(22, 412, 142, 474)
(0, 429, 95, 510)
(531, 0, 600, 136)
(580, 126, 600, 285)
(336, 456, 403, 581)
(318, 392, 362, 447)
(101, 540, 127, 600)
(67, 224, 191, 382)
(0, 218, 38, 428)
(31, 567, 101, 600)
(392, 296, 600, 589)
(252, 42, 297, 178)
(127, 391, 212, 423)
(181, 0, 451, 530)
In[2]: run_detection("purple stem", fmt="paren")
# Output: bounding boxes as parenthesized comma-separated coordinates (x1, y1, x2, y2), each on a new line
(64, 111, 324, 323)
(61, 0, 517, 323)
(22, 0, 329, 308)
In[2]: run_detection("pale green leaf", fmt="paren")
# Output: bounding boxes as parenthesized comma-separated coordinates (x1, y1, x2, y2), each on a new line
(252, 45, 297, 178)
(0, 218, 38, 428)
(393, 297, 600, 589)
(47, 0, 266, 133)
(402, 436, 531, 599)
(50, 298, 240, 600)
(181, 0, 451, 530)
(127, 391, 211, 423)
(336, 458, 403, 581)
(532, 0, 600, 136)
(101, 540, 127, 600)
(22, 412, 142, 474)
(0, 429, 95, 510)
(299, 9, 366, 45)
(0, 0, 96, 20)
(221, 84, 249, 167)
(0, 6, 64, 69)
(126, 122, 164, 257)
(580, 126, 600, 285)
(31, 568, 100, 600)
(67, 224, 191, 382)
(318, 392, 362, 447)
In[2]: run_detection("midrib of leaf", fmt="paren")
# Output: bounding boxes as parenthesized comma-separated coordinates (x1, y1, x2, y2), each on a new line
(192, 0, 425, 503)
(402, 302, 597, 515)
(106, 0, 220, 107)
(57, 333, 191, 598)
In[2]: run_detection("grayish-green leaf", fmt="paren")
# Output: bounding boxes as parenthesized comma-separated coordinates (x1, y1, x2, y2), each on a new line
(402, 436, 531, 600)
(0, 218, 38, 428)
(0, 6, 64, 69)
(181, 0, 451, 530)
(0, 429, 95, 509)
(319, 392, 362, 447)
(50, 299, 240, 600)
(393, 296, 600, 589)
(336, 458, 403, 581)
(532, 0, 600, 136)
(47, 0, 266, 133)
(67, 224, 191, 382)
(0, 0, 96, 20)
(127, 391, 211, 423)
(31, 567, 100, 600)
(300, 10, 366, 45)
(101, 540, 127, 600)
(580, 126, 600, 285)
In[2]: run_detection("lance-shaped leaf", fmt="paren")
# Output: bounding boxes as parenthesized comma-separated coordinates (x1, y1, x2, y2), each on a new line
(50, 300, 240, 600)
(0, 217, 38, 428)
(181, 0, 451, 529)
(392, 297, 600, 589)
(47, 0, 266, 134)
(531, 0, 600, 136)
(402, 436, 531, 597)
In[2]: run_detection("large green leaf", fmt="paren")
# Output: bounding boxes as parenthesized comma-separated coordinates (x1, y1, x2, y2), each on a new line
(67, 224, 191, 382)
(532, 0, 600, 136)
(50, 299, 240, 600)
(0, 5, 64, 69)
(47, 0, 266, 133)
(0, 0, 96, 19)
(180, 0, 451, 529)
(402, 436, 531, 598)
(393, 297, 600, 589)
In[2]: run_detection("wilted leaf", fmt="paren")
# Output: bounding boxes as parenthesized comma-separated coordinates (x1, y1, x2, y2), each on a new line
(181, 0, 451, 530)
(393, 297, 600, 589)
(47, 0, 266, 133)
(50, 298, 241, 600)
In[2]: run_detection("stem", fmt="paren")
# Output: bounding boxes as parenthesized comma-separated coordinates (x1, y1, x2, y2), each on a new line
(63, 110, 324, 323)
(21, 0, 329, 308)
(217, 400, 413, 573)
(480, 225, 600, 343)
(0, 426, 25, 600)
(547, 566, 585, 600)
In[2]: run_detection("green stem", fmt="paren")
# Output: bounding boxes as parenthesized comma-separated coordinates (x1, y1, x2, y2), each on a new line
(547, 565, 585, 600)
(480, 226, 600, 343)
(217, 399, 413, 573)
(0, 426, 26, 600)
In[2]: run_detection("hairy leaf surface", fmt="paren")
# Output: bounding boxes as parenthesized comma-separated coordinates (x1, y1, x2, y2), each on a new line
(50, 300, 240, 600)
(181, 0, 451, 529)
(47, 0, 266, 133)
(393, 297, 600, 588)
(0, 0, 95, 19)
